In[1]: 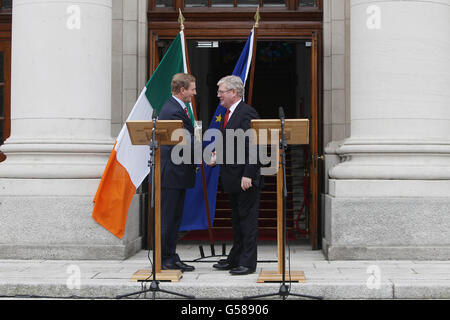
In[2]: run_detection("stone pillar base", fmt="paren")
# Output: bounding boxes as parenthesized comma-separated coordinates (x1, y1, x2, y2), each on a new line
(323, 180, 450, 260)
(0, 180, 142, 260)
(322, 240, 450, 261)
(0, 241, 142, 260)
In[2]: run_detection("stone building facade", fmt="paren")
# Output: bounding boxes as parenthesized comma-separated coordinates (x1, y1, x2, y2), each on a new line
(0, 0, 448, 260)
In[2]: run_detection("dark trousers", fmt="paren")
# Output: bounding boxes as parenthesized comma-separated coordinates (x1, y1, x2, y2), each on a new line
(226, 186, 261, 270)
(161, 188, 186, 265)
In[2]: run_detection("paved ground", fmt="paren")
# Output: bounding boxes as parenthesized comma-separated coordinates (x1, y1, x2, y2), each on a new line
(0, 242, 449, 300)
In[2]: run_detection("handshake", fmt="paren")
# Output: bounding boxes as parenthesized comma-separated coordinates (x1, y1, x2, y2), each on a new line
(205, 151, 252, 191)
(206, 151, 217, 167)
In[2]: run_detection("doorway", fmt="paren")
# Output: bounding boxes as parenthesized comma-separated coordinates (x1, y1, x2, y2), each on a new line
(147, 28, 322, 249)
(185, 39, 311, 121)
(161, 38, 313, 242)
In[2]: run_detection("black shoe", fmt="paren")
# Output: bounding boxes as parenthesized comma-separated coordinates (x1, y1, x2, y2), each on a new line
(161, 262, 183, 272)
(174, 261, 195, 272)
(212, 261, 236, 270)
(229, 266, 255, 275)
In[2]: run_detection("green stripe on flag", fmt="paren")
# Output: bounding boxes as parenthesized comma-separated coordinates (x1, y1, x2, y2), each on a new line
(145, 32, 185, 115)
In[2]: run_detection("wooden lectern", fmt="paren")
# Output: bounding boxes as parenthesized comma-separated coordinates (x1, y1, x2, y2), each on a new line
(251, 119, 309, 283)
(126, 119, 185, 282)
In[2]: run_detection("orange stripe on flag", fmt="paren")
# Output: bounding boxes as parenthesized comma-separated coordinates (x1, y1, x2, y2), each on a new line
(93, 145, 136, 239)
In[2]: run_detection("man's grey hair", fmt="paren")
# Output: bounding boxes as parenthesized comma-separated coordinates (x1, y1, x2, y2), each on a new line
(217, 75, 244, 97)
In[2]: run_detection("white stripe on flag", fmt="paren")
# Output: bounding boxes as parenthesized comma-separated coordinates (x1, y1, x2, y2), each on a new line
(244, 28, 254, 84)
(115, 88, 153, 187)
(179, 30, 199, 128)
(180, 31, 188, 74)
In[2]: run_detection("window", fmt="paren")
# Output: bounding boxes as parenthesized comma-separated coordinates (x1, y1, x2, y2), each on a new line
(263, 0, 285, 7)
(153, 0, 320, 9)
(185, 0, 208, 7)
(155, 0, 172, 7)
(0, 0, 12, 10)
(299, 0, 316, 7)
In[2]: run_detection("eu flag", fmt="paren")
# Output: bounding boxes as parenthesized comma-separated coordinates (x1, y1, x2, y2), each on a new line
(180, 28, 255, 231)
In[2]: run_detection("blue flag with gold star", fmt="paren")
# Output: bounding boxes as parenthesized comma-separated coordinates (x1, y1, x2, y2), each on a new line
(180, 28, 255, 231)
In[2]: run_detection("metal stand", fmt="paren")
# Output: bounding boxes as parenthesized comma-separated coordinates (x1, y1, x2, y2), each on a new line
(244, 107, 323, 301)
(117, 113, 194, 300)
(194, 243, 227, 262)
(183, 242, 277, 264)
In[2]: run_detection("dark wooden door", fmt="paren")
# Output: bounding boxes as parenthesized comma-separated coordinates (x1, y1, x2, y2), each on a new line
(308, 31, 322, 249)
(146, 4, 323, 246)
(0, 10, 11, 162)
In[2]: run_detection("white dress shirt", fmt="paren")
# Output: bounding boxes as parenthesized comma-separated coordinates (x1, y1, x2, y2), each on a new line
(226, 99, 242, 121)
(172, 95, 188, 112)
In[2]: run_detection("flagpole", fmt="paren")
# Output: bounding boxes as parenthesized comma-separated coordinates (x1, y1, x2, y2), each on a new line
(247, 6, 260, 106)
(179, 9, 216, 248)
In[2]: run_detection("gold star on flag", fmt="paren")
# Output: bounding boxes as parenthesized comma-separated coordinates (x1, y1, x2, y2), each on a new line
(215, 114, 222, 123)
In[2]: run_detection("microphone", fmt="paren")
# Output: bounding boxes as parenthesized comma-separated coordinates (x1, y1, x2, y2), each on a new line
(278, 106, 285, 120)
(152, 110, 158, 120)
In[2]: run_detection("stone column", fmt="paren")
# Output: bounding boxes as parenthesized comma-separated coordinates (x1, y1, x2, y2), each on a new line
(324, 0, 450, 260)
(0, 0, 141, 259)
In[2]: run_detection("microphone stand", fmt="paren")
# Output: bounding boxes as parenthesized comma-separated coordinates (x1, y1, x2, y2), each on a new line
(244, 107, 323, 300)
(117, 113, 194, 300)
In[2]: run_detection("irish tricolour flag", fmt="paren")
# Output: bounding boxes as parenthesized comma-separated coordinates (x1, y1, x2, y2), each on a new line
(93, 31, 193, 238)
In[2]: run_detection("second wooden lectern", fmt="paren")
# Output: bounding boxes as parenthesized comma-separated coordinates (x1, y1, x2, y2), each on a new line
(251, 119, 309, 283)
(126, 119, 185, 282)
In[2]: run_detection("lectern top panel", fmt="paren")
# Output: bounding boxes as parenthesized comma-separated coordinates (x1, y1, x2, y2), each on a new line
(250, 119, 309, 145)
(126, 120, 184, 146)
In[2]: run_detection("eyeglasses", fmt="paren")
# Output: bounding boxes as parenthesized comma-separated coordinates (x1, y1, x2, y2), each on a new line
(217, 89, 233, 95)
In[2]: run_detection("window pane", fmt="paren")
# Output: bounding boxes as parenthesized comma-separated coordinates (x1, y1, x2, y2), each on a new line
(155, 0, 172, 8)
(299, 0, 316, 7)
(211, 0, 234, 7)
(264, 0, 285, 6)
(237, 0, 259, 7)
(185, 0, 208, 7)
(1, 0, 13, 10)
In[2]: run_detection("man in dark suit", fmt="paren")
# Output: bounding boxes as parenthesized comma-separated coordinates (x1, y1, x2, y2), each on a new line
(158, 73, 197, 272)
(211, 75, 262, 275)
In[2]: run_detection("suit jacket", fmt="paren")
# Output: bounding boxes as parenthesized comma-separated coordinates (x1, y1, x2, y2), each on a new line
(219, 100, 262, 194)
(159, 97, 196, 189)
